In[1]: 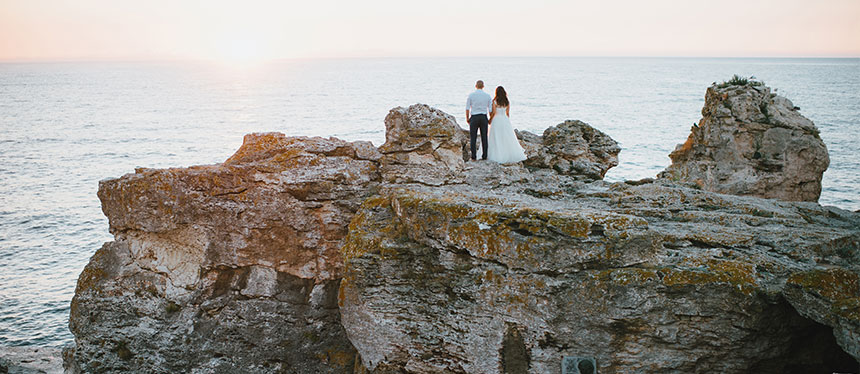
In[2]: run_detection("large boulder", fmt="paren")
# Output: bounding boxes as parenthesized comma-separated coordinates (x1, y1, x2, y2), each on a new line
(68, 134, 377, 373)
(519, 120, 620, 180)
(463, 120, 619, 181)
(339, 180, 860, 373)
(380, 104, 468, 186)
(659, 81, 829, 202)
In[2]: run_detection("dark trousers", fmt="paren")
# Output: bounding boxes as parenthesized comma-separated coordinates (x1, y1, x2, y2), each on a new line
(469, 114, 488, 160)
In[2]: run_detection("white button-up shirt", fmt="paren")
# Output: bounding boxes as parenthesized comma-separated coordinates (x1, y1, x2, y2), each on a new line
(466, 89, 492, 115)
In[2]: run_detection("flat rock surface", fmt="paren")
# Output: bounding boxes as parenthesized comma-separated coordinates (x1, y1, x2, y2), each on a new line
(0, 347, 63, 374)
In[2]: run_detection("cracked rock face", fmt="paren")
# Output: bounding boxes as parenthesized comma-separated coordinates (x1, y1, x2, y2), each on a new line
(659, 83, 829, 202)
(380, 104, 468, 186)
(68, 134, 377, 373)
(69, 100, 857, 373)
(519, 120, 620, 180)
(339, 177, 860, 373)
(68, 104, 616, 373)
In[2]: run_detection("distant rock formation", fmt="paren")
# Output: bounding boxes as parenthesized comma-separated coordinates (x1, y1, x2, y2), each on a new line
(659, 81, 829, 202)
(68, 101, 858, 373)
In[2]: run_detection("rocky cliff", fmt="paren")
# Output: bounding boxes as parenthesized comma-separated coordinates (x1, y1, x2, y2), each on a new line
(659, 80, 829, 202)
(68, 135, 378, 373)
(340, 170, 859, 373)
(68, 99, 858, 373)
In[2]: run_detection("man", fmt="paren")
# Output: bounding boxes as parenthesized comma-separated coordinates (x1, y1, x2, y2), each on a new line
(465, 80, 492, 160)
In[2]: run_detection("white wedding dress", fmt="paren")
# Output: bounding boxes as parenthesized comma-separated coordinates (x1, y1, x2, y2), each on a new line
(486, 106, 527, 164)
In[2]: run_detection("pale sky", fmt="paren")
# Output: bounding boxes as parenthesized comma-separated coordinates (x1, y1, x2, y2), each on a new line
(1, 0, 859, 62)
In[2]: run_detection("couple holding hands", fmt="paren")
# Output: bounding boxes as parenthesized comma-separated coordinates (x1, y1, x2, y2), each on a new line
(465, 80, 527, 164)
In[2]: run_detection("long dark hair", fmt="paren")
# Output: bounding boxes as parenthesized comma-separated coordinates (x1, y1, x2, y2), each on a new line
(495, 86, 509, 107)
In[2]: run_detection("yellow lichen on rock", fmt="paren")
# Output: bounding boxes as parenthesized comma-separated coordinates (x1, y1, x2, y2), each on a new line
(661, 258, 758, 295)
(788, 268, 860, 303)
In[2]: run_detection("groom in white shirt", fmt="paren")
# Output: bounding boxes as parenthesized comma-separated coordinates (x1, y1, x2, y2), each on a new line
(466, 80, 491, 160)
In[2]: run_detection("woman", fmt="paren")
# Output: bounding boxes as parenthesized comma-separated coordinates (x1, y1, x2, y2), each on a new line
(487, 86, 527, 164)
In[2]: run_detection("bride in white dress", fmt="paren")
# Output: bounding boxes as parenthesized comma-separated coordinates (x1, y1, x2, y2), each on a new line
(487, 86, 527, 164)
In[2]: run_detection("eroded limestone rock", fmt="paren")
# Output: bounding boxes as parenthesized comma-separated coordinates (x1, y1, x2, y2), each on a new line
(0, 347, 63, 374)
(659, 82, 829, 202)
(380, 104, 468, 186)
(69, 99, 858, 374)
(463, 120, 619, 182)
(69, 134, 375, 373)
(339, 181, 860, 373)
(519, 120, 620, 180)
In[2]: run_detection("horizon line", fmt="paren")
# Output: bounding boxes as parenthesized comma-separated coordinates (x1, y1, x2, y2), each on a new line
(2, 54, 860, 64)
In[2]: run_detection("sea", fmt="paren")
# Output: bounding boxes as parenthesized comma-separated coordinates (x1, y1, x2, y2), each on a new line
(1, 57, 858, 348)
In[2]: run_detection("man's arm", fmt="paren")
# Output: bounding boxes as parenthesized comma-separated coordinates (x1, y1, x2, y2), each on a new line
(465, 95, 471, 123)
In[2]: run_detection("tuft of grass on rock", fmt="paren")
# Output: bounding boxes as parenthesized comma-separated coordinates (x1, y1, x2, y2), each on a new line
(717, 74, 764, 88)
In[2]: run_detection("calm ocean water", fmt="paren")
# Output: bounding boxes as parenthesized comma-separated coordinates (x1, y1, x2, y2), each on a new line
(0, 57, 858, 347)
